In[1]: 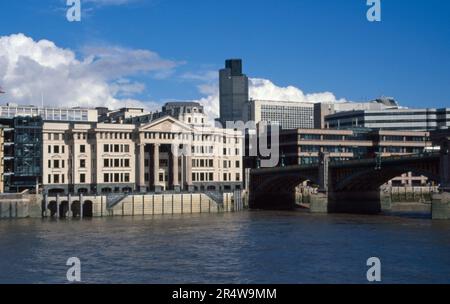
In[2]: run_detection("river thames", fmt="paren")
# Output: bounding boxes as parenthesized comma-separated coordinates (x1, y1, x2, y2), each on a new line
(0, 211, 449, 284)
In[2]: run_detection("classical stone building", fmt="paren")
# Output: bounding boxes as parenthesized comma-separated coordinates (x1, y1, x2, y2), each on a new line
(43, 103, 243, 195)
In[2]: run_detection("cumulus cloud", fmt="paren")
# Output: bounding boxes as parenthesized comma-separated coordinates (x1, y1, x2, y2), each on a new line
(249, 78, 349, 104)
(0, 33, 179, 110)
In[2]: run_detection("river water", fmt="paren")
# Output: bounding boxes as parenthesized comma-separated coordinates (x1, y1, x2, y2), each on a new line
(0, 211, 449, 284)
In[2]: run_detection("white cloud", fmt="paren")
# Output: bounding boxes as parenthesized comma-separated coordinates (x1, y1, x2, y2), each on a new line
(249, 78, 349, 104)
(0, 33, 353, 120)
(0, 33, 180, 110)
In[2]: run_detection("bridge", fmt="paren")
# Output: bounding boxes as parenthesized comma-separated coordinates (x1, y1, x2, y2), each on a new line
(249, 130, 450, 219)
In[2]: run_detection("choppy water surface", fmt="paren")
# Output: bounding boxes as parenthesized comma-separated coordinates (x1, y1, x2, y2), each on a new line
(0, 211, 449, 283)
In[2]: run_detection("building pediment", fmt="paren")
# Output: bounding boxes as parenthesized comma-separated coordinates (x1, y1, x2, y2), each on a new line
(138, 115, 193, 133)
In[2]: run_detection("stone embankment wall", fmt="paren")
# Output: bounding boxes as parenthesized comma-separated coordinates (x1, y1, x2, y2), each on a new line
(0, 194, 42, 219)
(0, 191, 247, 219)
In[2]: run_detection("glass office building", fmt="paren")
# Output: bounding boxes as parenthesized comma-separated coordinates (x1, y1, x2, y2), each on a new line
(0, 104, 98, 122)
(325, 108, 450, 131)
(248, 99, 315, 130)
(1, 116, 43, 192)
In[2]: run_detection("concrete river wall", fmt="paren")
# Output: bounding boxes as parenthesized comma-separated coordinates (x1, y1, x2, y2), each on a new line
(0, 191, 248, 219)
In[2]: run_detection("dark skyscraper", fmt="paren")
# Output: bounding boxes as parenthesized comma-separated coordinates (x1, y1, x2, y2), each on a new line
(219, 59, 249, 124)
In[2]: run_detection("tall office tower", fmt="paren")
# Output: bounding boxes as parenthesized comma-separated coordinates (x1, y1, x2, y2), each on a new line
(219, 59, 249, 125)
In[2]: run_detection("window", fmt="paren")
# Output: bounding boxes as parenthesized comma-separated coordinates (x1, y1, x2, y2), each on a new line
(80, 145, 86, 153)
(54, 160, 60, 169)
(54, 134, 60, 140)
(104, 174, 109, 183)
(48, 160, 51, 168)
(124, 145, 130, 153)
(114, 145, 120, 153)
(159, 173, 164, 182)
(54, 174, 59, 184)
(48, 174, 51, 183)
(80, 159, 86, 168)
(209, 173, 214, 181)
(124, 173, 130, 183)
(62, 160, 65, 168)
(236, 161, 240, 168)
(48, 145, 51, 153)
(104, 144, 109, 152)
(236, 173, 241, 181)
(80, 174, 86, 183)
(62, 175, 65, 184)
(114, 159, 120, 167)
(124, 159, 130, 167)
(223, 174, 227, 181)
(62, 146, 65, 154)
(54, 146, 59, 154)
(104, 159, 109, 168)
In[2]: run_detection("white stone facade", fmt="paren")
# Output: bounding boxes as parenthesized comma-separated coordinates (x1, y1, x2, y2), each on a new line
(43, 114, 243, 194)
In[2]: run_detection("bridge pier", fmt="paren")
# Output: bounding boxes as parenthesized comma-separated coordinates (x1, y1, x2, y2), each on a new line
(249, 190, 296, 210)
(327, 191, 383, 214)
(432, 192, 450, 220)
(431, 130, 450, 220)
(309, 190, 391, 214)
(309, 192, 329, 213)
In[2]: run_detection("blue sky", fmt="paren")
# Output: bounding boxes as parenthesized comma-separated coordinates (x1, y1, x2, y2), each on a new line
(0, 0, 449, 112)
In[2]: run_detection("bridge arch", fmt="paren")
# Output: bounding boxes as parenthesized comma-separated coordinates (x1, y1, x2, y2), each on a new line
(334, 166, 440, 192)
(250, 171, 319, 210)
(254, 172, 319, 194)
(82, 201, 93, 218)
(71, 201, 81, 218)
(48, 201, 58, 217)
(59, 201, 69, 218)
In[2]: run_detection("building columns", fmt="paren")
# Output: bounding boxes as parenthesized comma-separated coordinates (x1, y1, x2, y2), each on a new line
(172, 145, 180, 192)
(138, 144, 146, 193)
(186, 145, 194, 192)
(153, 144, 162, 193)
